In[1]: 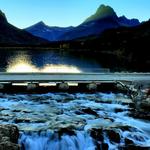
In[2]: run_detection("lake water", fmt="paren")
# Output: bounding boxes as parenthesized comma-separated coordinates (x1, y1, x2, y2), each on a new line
(0, 50, 106, 73)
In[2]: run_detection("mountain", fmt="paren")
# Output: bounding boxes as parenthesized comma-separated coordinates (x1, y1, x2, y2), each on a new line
(25, 21, 74, 41)
(0, 10, 48, 45)
(67, 20, 150, 72)
(84, 4, 117, 23)
(59, 5, 140, 41)
(26, 5, 140, 41)
(118, 16, 140, 27)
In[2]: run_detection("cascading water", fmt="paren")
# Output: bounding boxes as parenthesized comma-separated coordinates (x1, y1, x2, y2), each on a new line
(19, 131, 95, 150)
(0, 92, 150, 150)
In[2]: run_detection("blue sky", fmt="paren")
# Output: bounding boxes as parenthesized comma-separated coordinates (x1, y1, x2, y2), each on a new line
(0, 0, 150, 29)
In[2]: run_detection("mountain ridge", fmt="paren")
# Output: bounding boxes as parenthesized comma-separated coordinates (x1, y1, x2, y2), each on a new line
(26, 21, 74, 41)
(0, 10, 48, 45)
(84, 4, 117, 23)
(26, 4, 140, 41)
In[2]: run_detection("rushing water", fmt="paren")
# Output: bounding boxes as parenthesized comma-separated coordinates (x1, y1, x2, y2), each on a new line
(0, 50, 103, 72)
(0, 92, 150, 149)
(0, 49, 149, 149)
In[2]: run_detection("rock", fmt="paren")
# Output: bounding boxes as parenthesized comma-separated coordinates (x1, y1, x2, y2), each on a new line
(125, 138, 134, 145)
(146, 89, 150, 97)
(0, 141, 20, 150)
(0, 125, 20, 150)
(95, 142, 109, 150)
(14, 117, 47, 124)
(86, 83, 97, 91)
(81, 108, 99, 117)
(90, 128, 104, 142)
(129, 110, 150, 121)
(101, 143, 109, 150)
(122, 145, 150, 150)
(114, 108, 124, 113)
(0, 83, 4, 90)
(57, 83, 69, 91)
(141, 98, 150, 111)
(62, 96, 74, 102)
(14, 118, 30, 123)
(105, 129, 120, 143)
(117, 125, 133, 131)
(57, 127, 76, 137)
(27, 83, 39, 91)
(0, 107, 5, 111)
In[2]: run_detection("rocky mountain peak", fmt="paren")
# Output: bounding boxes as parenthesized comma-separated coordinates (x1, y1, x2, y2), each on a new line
(0, 10, 7, 22)
(84, 4, 117, 23)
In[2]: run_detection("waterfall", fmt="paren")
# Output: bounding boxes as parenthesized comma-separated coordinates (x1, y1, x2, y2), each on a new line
(0, 92, 150, 150)
(19, 131, 95, 150)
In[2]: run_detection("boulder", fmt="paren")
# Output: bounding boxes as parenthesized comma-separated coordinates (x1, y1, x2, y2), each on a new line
(57, 127, 76, 137)
(121, 145, 150, 150)
(141, 98, 150, 110)
(27, 83, 39, 91)
(90, 128, 104, 142)
(86, 83, 97, 91)
(0, 125, 20, 150)
(81, 108, 99, 117)
(125, 138, 134, 145)
(57, 83, 69, 91)
(105, 129, 120, 143)
(0, 83, 4, 90)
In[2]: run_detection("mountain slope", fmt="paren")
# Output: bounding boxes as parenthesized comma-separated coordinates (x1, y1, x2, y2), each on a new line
(59, 5, 140, 41)
(26, 5, 140, 41)
(68, 20, 150, 71)
(0, 10, 48, 45)
(26, 21, 74, 41)
(84, 4, 117, 23)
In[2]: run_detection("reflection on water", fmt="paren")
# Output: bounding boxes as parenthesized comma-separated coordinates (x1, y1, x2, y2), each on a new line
(6, 51, 81, 73)
(0, 50, 101, 73)
(7, 63, 81, 73)
(41, 64, 81, 73)
(7, 52, 38, 72)
(7, 56, 81, 73)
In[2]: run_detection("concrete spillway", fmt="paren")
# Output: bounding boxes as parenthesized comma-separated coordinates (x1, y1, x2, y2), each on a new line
(0, 72, 150, 92)
(0, 72, 150, 83)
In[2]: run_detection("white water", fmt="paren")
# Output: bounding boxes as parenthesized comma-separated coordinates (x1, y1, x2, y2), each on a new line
(19, 131, 95, 150)
(0, 92, 150, 149)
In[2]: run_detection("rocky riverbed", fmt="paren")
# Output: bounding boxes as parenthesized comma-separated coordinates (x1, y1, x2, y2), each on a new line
(0, 92, 150, 150)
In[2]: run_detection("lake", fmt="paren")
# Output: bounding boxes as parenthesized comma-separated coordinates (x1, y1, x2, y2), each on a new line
(0, 49, 108, 73)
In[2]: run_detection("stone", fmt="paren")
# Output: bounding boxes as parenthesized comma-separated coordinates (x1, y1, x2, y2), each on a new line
(0, 125, 20, 150)
(0, 83, 4, 90)
(27, 83, 39, 90)
(114, 108, 124, 113)
(125, 138, 134, 145)
(81, 108, 99, 117)
(57, 83, 69, 90)
(101, 143, 109, 150)
(141, 99, 150, 111)
(90, 128, 104, 142)
(57, 127, 76, 137)
(86, 83, 97, 91)
(129, 110, 150, 121)
(0, 141, 20, 150)
(105, 129, 120, 143)
(122, 145, 150, 150)
(117, 125, 133, 132)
